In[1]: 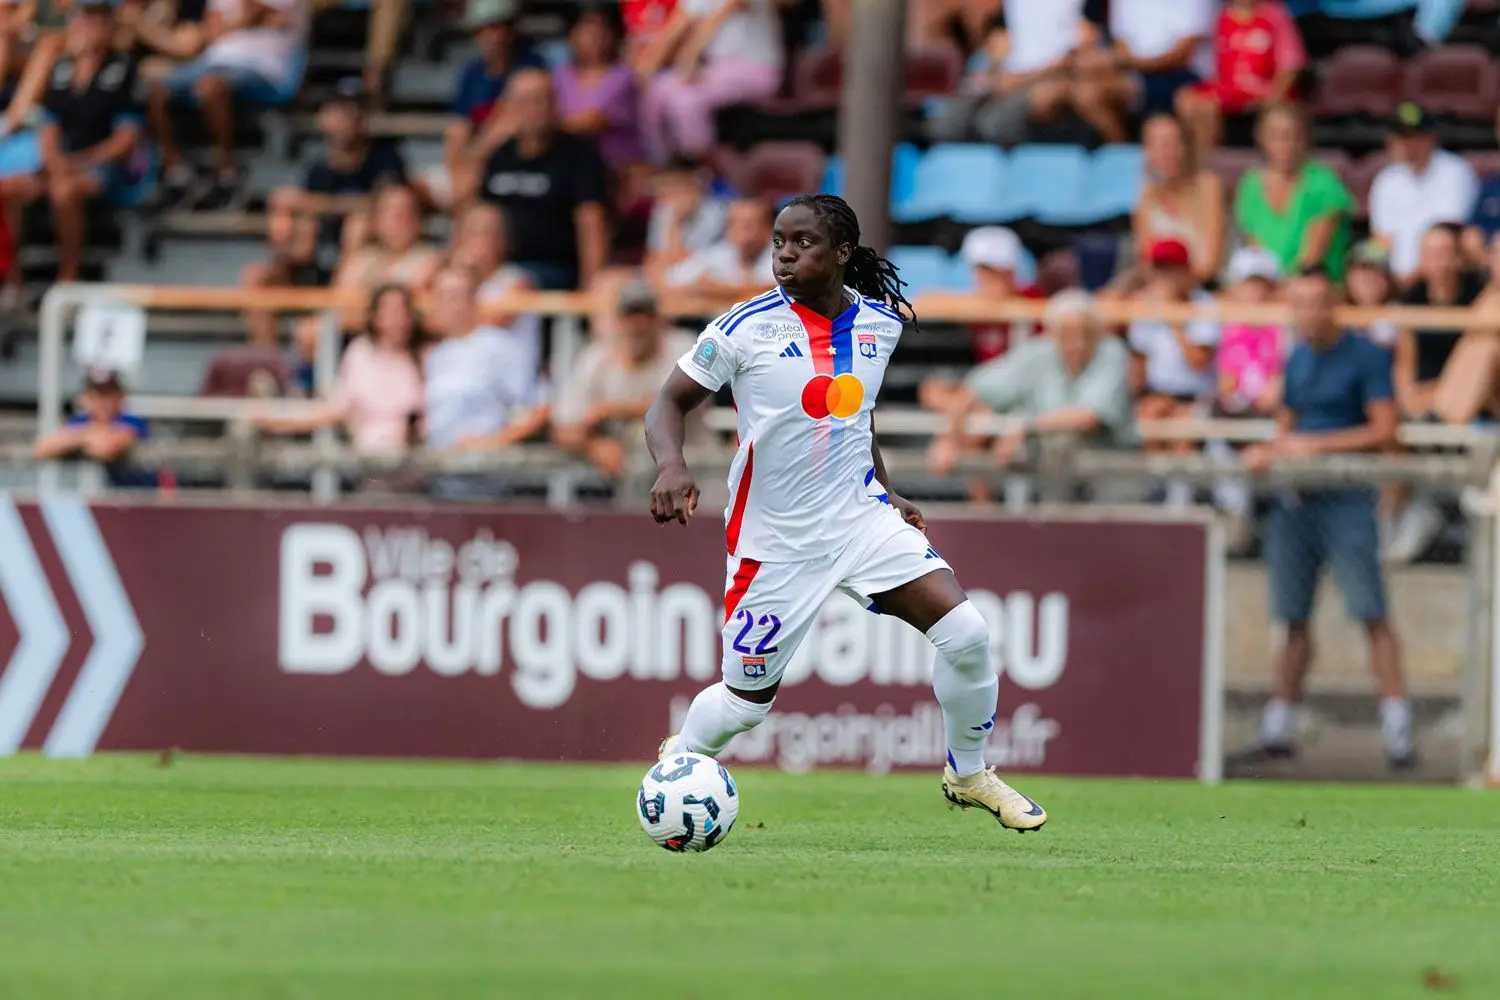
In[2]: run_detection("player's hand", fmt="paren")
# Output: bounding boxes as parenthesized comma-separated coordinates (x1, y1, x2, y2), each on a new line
(650, 461, 699, 526)
(890, 493, 926, 533)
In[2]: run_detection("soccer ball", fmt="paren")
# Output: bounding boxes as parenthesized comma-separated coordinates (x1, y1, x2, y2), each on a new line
(637, 752, 739, 852)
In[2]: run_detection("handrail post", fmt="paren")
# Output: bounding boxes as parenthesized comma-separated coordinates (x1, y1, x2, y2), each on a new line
(310, 308, 340, 503)
(35, 284, 74, 497)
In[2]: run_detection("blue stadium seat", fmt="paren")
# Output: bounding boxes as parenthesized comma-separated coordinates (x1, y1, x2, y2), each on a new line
(984, 145, 1088, 224)
(1039, 144, 1144, 226)
(887, 246, 964, 297)
(822, 143, 922, 210)
(893, 144, 1007, 224)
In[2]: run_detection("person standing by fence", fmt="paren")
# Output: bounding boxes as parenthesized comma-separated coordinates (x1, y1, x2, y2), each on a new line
(1233, 265, 1413, 771)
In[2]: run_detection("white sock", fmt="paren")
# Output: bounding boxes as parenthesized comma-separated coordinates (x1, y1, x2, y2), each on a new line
(1380, 697, 1414, 758)
(678, 682, 771, 757)
(1259, 697, 1296, 745)
(927, 601, 997, 777)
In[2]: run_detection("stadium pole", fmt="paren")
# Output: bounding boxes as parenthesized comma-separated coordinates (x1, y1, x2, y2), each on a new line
(836, 0, 906, 253)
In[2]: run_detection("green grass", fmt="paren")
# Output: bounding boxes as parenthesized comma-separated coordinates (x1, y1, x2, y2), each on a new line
(0, 756, 1495, 999)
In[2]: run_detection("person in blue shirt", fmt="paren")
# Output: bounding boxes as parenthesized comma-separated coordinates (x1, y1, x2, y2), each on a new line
(33, 368, 152, 488)
(1233, 265, 1413, 770)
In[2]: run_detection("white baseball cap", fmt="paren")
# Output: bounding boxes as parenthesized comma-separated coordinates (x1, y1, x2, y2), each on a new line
(960, 226, 1024, 273)
(1225, 246, 1281, 285)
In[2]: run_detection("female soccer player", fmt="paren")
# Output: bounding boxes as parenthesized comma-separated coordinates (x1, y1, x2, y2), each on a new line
(644, 194, 1046, 832)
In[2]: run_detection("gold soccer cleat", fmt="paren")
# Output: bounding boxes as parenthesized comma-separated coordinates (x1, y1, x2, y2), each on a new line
(941, 765, 1048, 833)
(658, 734, 687, 759)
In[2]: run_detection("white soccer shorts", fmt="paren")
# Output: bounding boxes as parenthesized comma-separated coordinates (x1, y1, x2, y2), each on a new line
(718, 504, 952, 691)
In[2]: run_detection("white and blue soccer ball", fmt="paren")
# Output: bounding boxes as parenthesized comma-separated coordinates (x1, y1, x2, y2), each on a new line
(637, 752, 739, 853)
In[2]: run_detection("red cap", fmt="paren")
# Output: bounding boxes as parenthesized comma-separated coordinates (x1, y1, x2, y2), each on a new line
(1149, 239, 1191, 269)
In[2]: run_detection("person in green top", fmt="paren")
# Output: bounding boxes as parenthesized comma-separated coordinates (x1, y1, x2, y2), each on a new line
(1234, 102, 1356, 282)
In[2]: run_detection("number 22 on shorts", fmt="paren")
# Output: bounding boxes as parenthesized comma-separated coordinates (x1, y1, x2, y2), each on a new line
(731, 607, 781, 678)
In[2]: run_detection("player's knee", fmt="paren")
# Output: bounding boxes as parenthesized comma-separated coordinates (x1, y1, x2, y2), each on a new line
(926, 600, 990, 664)
(721, 683, 773, 731)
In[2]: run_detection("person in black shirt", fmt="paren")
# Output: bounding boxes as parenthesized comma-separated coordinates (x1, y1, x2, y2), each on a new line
(1394, 222, 1490, 424)
(0, 1, 140, 288)
(469, 67, 608, 291)
(242, 77, 406, 345)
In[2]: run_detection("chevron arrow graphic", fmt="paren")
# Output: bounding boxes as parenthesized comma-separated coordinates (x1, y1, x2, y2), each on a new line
(40, 496, 144, 758)
(0, 494, 69, 753)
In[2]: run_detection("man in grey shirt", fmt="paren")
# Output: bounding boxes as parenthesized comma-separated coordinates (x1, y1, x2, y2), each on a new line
(930, 290, 1136, 474)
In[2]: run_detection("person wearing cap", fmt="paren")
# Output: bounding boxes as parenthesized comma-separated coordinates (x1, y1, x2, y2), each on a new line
(553, 280, 697, 480)
(1234, 102, 1355, 282)
(1215, 246, 1284, 419)
(661, 195, 773, 296)
(1126, 238, 1220, 462)
(1344, 239, 1398, 347)
(33, 368, 150, 486)
(146, 0, 309, 210)
(915, 226, 1045, 420)
(0, 0, 142, 290)
(1369, 102, 1479, 283)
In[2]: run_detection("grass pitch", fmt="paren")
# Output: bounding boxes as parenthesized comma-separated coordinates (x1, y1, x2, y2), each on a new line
(0, 756, 1495, 1000)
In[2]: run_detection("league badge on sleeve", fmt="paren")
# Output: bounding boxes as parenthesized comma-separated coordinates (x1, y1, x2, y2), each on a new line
(858, 332, 878, 359)
(693, 338, 719, 372)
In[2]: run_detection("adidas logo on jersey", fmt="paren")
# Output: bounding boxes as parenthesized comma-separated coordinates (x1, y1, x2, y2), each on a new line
(778, 342, 805, 358)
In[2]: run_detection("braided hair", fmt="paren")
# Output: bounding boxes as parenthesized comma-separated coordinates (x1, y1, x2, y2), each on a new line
(782, 194, 916, 324)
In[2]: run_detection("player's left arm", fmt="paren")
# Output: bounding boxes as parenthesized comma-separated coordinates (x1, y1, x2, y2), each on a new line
(871, 413, 924, 532)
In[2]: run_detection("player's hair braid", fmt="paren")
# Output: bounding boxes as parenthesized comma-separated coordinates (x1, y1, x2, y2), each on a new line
(784, 194, 916, 325)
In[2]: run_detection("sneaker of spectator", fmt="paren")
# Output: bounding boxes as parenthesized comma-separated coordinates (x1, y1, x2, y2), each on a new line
(255, 283, 426, 458)
(471, 68, 610, 291)
(556, 5, 643, 186)
(661, 195, 773, 296)
(1133, 112, 1223, 285)
(928, 289, 1135, 486)
(1174, 0, 1305, 157)
(637, 0, 783, 163)
(423, 263, 548, 501)
(927, 1, 1096, 147)
(420, 0, 544, 212)
(1370, 103, 1480, 285)
(1234, 103, 1355, 282)
(33, 367, 152, 487)
(916, 225, 1044, 416)
(553, 279, 697, 480)
(117, 0, 211, 86)
(0, 0, 142, 289)
(147, 0, 311, 211)
(1128, 238, 1219, 429)
(448, 201, 541, 380)
(1345, 240, 1398, 348)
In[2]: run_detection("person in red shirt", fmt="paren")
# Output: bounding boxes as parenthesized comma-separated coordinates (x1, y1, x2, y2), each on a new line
(623, 0, 680, 66)
(1174, 0, 1306, 156)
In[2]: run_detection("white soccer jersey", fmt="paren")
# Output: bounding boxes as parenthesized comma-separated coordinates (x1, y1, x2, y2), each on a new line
(677, 285, 905, 562)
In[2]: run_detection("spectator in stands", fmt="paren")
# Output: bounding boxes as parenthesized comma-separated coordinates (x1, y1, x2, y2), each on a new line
(0, 1, 142, 290)
(929, 290, 1135, 477)
(637, 0, 784, 163)
(1060, 0, 1216, 145)
(327, 182, 442, 324)
(661, 195, 773, 295)
(1128, 239, 1219, 439)
(1175, 0, 1305, 157)
(556, 5, 643, 181)
(1133, 112, 1224, 285)
(116, 0, 212, 82)
(825, 0, 1002, 51)
(243, 78, 406, 347)
(622, 0, 680, 67)
(1394, 223, 1488, 423)
(1462, 164, 1500, 270)
(926, 1, 1099, 147)
(1370, 104, 1479, 284)
(1235, 103, 1354, 282)
(1214, 247, 1284, 420)
(423, 263, 548, 498)
(425, 0, 543, 211)
(1344, 239, 1399, 348)
(473, 68, 610, 291)
(448, 201, 541, 381)
(1237, 265, 1410, 771)
(148, 0, 310, 210)
(33, 368, 150, 486)
(254, 284, 425, 457)
(643, 156, 726, 282)
(554, 280, 695, 479)
(0, 0, 68, 138)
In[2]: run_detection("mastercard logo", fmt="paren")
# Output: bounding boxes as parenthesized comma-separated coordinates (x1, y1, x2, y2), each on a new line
(800, 373, 865, 419)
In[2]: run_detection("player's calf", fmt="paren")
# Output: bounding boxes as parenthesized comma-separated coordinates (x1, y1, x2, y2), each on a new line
(664, 682, 773, 758)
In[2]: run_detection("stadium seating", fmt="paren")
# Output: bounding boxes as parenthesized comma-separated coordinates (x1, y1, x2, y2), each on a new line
(735, 142, 827, 206)
(821, 143, 922, 209)
(1312, 46, 1404, 119)
(990, 145, 1090, 225)
(893, 144, 1007, 224)
(1037, 145, 1144, 227)
(1405, 45, 1500, 121)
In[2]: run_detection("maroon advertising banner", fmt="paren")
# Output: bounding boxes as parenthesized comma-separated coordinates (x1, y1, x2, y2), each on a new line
(0, 497, 1218, 778)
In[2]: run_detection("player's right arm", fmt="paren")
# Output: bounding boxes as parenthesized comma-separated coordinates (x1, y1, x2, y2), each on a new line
(645, 323, 739, 526)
